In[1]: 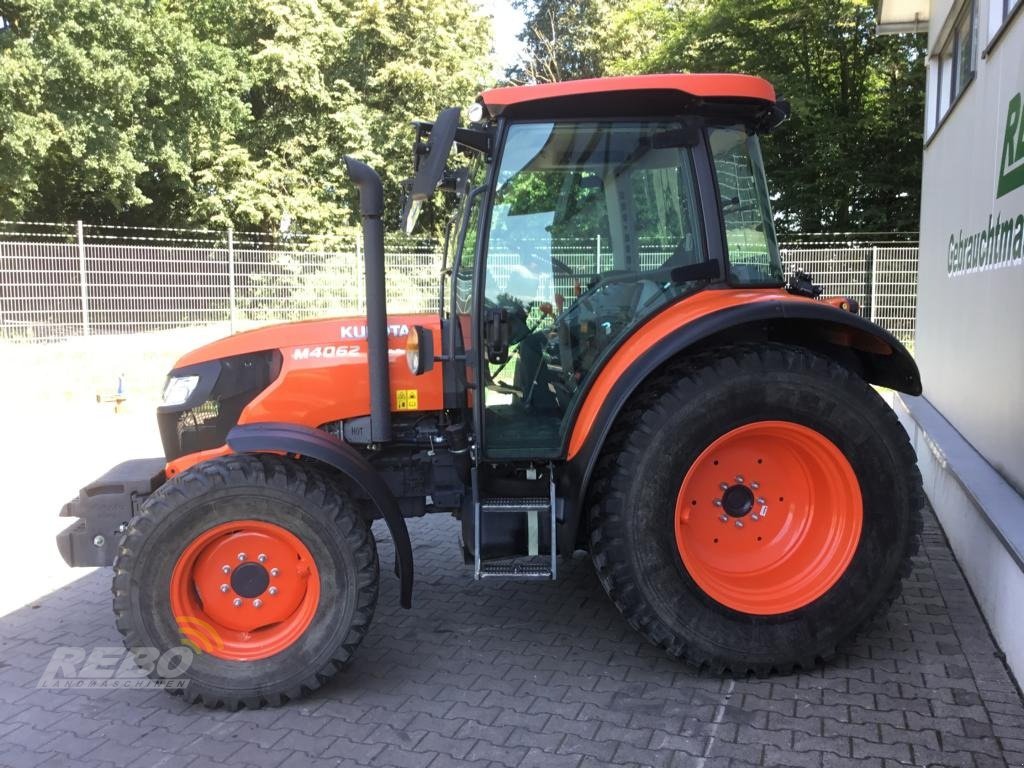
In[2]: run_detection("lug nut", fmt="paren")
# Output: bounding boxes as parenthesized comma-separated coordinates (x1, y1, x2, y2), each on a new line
(268, 587, 278, 596)
(232, 598, 242, 607)
(270, 568, 280, 577)
(735, 520, 744, 528)
(237, 552, 247, 562)
(751, 482, 760, 490)
(221, 564, 231, 574)
(257, 553, 267, 563)
(713, 499, 723, 507)
(253, 599, 263, 608)
(735, 475, 744, 484)
(220, 584, 230, 593)
(719, 482, 729, 490)
(751, 514, 760, 521)
(757, 497, 766, 504)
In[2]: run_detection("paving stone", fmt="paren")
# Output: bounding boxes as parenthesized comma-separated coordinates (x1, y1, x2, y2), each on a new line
(555, 734, 617, 761)
(763, 744, 818, 767)
(0, 511, 1020, 768)
(877, 722, 939, 750)
(376, 744, 439, 768)
(223, 742, 292, 768)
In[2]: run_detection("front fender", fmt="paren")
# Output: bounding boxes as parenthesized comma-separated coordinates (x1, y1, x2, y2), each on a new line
(226, 422, 414, 608)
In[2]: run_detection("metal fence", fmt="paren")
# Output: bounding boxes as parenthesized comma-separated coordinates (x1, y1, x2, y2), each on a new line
(0, 222, 918, 344)
(780, 243, 919, 342)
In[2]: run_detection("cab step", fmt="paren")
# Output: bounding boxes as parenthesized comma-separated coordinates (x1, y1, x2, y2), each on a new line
(477, 560, 553, 579)
(473, 470, 557, 581)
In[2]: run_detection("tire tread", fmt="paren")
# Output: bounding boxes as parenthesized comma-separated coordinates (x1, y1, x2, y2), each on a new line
(112, 454, 378, 709)
(588, 342, 924, 675)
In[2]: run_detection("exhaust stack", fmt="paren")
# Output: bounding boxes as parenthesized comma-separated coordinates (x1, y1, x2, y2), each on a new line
(344, 156, 392, 443)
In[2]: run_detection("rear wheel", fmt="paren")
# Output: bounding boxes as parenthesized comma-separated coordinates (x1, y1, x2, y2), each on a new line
(113, 454, 378, 708)
(589, 344, 922, 673)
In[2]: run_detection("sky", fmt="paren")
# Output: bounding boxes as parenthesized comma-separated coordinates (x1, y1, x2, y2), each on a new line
(478, 0, 528, 78)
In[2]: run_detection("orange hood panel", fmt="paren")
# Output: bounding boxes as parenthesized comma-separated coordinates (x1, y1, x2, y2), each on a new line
(173, 313, 445, 429)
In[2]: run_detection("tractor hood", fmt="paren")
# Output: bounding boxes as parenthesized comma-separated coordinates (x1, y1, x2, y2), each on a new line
(163, 313, 446, 447)
(173, 314, 437, 369)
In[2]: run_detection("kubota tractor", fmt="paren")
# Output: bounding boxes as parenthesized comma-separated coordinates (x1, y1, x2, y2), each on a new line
(58, 74, 923, 709)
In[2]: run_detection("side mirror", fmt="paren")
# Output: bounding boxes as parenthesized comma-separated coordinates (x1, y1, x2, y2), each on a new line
(401, 107, 461, 235)
(483, 308, 510, 365)
(406, 325, 435, 375)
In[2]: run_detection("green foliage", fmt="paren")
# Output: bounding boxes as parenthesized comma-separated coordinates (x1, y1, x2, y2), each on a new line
(507, 0, 624, 83)
(1, 0, 926, 235)
(0, 0, 491, 233)
(513, 0, 925, 233)
(0, 0, 248, 224)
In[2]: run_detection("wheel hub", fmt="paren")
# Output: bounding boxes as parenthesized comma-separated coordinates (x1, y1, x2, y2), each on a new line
(230, 562, 270, 598)
(721, 484, 755, 518)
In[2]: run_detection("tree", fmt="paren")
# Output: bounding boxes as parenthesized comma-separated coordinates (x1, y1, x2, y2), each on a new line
(0, 0, 492, 234)
(605, 0, 926, 233)
(0, 0, 248, 225)
(507, 0, 623, 83)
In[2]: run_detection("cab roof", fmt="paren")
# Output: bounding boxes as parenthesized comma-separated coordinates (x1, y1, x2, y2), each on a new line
(479, 74, 778, 120)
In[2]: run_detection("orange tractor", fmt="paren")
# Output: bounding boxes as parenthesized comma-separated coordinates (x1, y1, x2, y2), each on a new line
(59, 74, 923, 708)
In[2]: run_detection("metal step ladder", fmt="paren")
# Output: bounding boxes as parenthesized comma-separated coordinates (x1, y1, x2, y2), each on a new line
(474, 472, 557, 580)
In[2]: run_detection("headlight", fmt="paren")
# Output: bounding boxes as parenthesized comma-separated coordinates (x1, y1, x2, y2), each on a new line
(162, 375, 199, 406)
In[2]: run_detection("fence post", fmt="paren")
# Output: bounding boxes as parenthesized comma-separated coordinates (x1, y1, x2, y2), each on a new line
(227, 228, 236, 333)
(870, 245, 879, 325)
(596, 234, 602, 273)
(355, 238, 364, 313)
(76, 220, 90, 337)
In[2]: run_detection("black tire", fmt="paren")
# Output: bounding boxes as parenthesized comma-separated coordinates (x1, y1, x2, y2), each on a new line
(112, 454, 378, 709)
(589, 343, 923, 674)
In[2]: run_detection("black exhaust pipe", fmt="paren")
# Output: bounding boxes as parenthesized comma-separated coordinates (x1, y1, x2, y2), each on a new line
(344, 156, 392, 443)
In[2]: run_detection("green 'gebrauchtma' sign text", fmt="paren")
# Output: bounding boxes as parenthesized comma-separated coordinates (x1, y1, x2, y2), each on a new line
(947, 92, 1024, 276)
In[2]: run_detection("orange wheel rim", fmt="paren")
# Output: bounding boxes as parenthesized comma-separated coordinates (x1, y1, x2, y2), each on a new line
(674, 421, 862, 615)
(170, 520, 320, 661)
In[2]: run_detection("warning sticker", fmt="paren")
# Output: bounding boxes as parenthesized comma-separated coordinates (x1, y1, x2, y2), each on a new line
(395, 389, 419, 411)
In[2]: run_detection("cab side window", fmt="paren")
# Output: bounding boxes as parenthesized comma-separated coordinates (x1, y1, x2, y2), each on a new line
(709, 126, 784, 285)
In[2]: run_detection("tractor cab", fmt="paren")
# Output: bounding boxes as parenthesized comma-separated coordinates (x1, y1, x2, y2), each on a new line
(400, 75, 793, 576)
(419, 84, 784, 454)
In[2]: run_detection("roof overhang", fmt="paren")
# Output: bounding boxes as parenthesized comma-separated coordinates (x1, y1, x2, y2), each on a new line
(876, 0, 930, 34)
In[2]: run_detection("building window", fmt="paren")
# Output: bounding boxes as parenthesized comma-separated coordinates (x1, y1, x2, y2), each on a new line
(989, 0, 1022, 39)
(929, 0, 977, 135)
(949, 2, 977, 103)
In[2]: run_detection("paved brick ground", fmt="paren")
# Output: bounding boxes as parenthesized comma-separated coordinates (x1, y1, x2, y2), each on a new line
(1, 508, 1022, 768)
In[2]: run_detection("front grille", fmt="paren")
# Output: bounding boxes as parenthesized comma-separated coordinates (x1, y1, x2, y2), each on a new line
(177, 400, 221, 456)
(158, 350, 281, 462)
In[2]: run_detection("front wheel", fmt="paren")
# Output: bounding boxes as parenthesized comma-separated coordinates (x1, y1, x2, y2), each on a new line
(589, 344, 923, 673)
(112, 455, 379, 708)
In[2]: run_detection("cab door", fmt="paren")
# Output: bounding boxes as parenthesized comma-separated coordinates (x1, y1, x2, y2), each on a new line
(479, 119, 710, 459)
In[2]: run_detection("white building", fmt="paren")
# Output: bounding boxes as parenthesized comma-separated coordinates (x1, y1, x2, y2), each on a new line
(879, 0, 1024, 683)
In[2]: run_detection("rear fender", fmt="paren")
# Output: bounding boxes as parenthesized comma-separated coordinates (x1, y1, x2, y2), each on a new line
(226, 422, 414, 608)
(558, 298, 920, 554)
